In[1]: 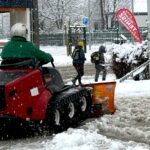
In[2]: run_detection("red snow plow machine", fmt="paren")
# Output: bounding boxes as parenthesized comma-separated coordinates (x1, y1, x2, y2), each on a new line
(0, 59, 116, 137)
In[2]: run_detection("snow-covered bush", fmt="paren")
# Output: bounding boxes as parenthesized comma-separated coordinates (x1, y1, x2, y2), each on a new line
(108, 41, 148, 79)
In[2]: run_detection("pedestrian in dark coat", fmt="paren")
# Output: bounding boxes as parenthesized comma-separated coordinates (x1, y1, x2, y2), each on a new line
(95, 45, 107, 82)
(72, 41, 86, 86)
(1, 23, 53, 65)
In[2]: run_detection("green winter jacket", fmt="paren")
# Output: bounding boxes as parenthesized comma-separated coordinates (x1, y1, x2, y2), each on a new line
(1, 36, 53, 65)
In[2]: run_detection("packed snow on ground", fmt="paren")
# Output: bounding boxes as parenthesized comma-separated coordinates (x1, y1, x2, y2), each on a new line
(0, 43, 150, 150)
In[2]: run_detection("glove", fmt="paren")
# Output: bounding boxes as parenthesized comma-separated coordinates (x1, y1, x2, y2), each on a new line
(51, 57, 54, 63)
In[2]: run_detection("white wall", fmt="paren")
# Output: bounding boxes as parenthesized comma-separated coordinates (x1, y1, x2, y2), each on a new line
(135, 15, 147, 27)
(134, 0, 147, 12)
(10, 9, 31, 40)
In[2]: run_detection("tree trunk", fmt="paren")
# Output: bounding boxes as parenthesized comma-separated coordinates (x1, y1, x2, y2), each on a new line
(100, 0, 105, 29)
(111, 0, 117, 28)
(32, 0, 40, 48)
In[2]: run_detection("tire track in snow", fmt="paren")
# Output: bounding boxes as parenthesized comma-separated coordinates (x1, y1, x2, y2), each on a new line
(81, 96, 150, 146)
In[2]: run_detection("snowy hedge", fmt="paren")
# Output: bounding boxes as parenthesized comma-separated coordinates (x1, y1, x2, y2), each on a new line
(107, 41, 149, 79)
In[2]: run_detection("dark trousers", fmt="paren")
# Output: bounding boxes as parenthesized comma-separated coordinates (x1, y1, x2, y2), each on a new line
(73, 63, 84, 84)
(95, 66, 106, 82)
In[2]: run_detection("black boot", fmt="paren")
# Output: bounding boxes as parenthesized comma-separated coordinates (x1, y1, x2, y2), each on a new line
(72, 78, 76, 85)
(79, 82, 82, 86)
(102, 77, 106, 81)
(102, 69, 106, 81)
(78, 78, 83, 86)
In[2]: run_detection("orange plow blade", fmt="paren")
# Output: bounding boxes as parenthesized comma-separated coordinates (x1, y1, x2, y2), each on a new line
(86, 82, 116, 116)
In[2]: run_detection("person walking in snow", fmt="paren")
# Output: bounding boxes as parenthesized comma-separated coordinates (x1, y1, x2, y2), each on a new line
(94, 45, 107, 82)
(1, 23, 54, 66)
(72, 41, 86, 86)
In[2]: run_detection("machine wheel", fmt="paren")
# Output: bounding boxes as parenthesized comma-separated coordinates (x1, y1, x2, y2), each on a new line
(46, 101, 66, 132)
(80, 96, 87, 112)
(79, 95, 91, 120)
(68, 102, 75, 119)
(54, 109, 61, 126)
(65, 100, 79, 127)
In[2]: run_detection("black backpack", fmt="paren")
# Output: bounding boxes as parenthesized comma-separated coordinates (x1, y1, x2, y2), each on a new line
(91, 51, 100, 63)
(72, 48, 80, 60)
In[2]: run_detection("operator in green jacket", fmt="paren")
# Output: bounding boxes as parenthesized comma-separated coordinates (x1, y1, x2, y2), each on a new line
(1, 23, 53, 65)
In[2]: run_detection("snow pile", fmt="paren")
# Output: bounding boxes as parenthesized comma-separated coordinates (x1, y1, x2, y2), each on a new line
(106, 41, 149, 79)
(108, 41, 148, 64)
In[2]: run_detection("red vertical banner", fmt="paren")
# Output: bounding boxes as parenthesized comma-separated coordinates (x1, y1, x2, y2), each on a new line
(116, 9, 142, 43)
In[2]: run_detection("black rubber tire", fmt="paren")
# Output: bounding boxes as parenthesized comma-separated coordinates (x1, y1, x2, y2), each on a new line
(64, 99, 79, 127)
(46, 101, 66, 133)
(79, 94, 92, 120)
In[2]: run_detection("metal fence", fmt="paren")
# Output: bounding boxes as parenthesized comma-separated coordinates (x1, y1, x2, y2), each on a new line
(40, 28, 147, 46)
(40, 33, 64, 46)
